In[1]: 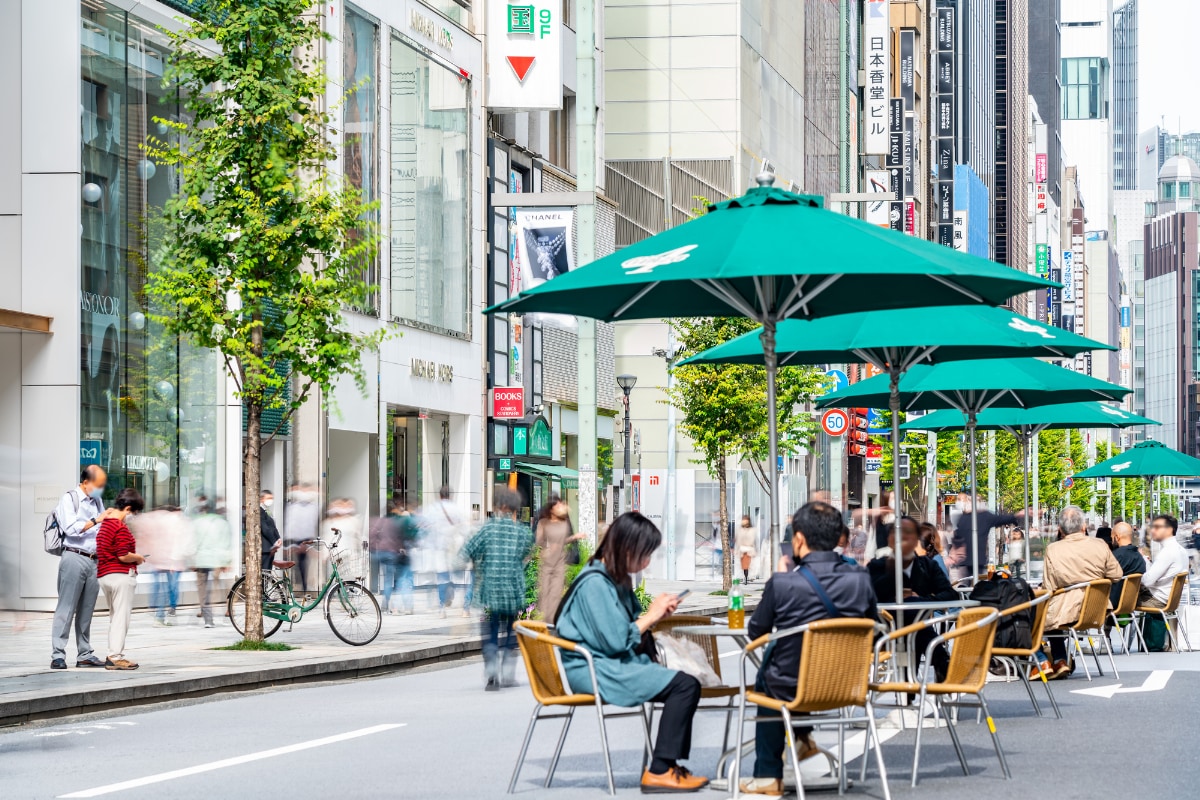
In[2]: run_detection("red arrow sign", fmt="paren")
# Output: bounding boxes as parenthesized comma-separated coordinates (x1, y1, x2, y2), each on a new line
(507, 55, 535, 82)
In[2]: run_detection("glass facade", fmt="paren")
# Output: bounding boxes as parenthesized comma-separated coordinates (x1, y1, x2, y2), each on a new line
(344, 5, 381, 314)
(389, 35, 470, 336)
(80, 1, 223, 508)
(1061, 57, 1109, 120)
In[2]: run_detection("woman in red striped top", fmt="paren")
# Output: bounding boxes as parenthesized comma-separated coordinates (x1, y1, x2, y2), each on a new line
(96, 488, 146, 670)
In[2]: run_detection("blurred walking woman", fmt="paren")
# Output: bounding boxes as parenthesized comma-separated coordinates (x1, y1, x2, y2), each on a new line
(95, 488, 145, 670)
(555, 512, 709, 793)
(535, 496, 583, 620)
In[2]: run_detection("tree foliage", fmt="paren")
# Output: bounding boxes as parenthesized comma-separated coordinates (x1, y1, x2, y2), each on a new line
(668, 317, 829, 589)
(146, 0, 385, 640)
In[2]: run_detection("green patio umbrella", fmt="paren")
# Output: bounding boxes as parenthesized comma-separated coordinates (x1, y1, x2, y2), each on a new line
(677, 305, 1109, 603)
(485, 177, 1053, 563)
(1074, 440, 1200, 521)
(901, 403, 1160, 539)
(819, 359, 1130, 579)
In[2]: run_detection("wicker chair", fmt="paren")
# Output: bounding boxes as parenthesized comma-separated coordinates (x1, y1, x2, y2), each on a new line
(990, 590, 1062, 719)
(1132, 572, 1192, 652)
(508, 620, 652, 795)
(1108, 574, 1144, 654)
(730, 618, 891, 800)
(650, 615, 741, 754)
(867, 607, 1010, 787)
(1063, 579, 1118, 680)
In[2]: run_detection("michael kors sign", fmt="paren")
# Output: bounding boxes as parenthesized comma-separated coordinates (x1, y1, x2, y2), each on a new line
(411, 358, 454, 383)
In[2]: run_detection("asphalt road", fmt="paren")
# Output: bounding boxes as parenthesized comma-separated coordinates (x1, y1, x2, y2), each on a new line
(1, 650, 1198, 799)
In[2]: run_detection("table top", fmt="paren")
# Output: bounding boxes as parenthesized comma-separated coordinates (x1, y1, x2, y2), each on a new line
(670, 624, 749, 637)
(877, 599, 981, 612)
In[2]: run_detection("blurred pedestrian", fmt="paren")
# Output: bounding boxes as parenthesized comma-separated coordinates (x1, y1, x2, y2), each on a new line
(735, 514, 758, 583)
(192, 500, 233, 627)
(461, 487, 533, 690)
(424, 486, 466, 616)
(535, 495, 583, 621)
(259, 490, 281, 572)
(369, 503, 402, 612)
(138, 503, 190, 625)
(1005, 528, 1027, 579)
(321, 498, 363, 585)
(284, 483, 320, 592)
(49, 466, 113, 670)
(96, 488, 145, 669)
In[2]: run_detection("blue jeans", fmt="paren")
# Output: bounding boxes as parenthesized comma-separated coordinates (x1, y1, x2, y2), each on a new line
(436, 572, 452, 607)
(153, 570, 179, 619)
(482, 610, 517, 673)
(390, 561, 414, 612)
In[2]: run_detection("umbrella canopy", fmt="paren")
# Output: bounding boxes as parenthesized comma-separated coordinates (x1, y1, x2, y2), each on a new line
(899, 402, 1158, 435)
(485, 186, 1053, 323)
(484, 179, 1054, 580)
(901, 402, 1160, 523)
(817, 358, 1130, 413)
(1074, 440, 1200, 479)
(677, 305, 1110, 368)
(820, 360, 1128, 580)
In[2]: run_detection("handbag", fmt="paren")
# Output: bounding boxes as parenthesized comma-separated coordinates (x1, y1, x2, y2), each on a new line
(566, 540, 581, 566)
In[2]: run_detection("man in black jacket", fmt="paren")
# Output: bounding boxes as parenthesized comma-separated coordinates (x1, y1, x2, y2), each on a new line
(951, 493, 1024, 579)
(1109, 521, 1146, 607)
(740, 502, 876, 796)
(259, 491, 281, 572)
(868, 517, 955, 686)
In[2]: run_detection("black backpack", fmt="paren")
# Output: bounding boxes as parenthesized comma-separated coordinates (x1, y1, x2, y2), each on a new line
(970, 576, 1034, 649)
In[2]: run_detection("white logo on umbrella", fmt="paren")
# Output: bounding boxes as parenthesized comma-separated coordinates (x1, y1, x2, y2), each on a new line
(1099, 405, 1127, 418)
(1111, 461, 1133, 473)
(1008, 316, 1055, 339)
(621, 244, 699, 275)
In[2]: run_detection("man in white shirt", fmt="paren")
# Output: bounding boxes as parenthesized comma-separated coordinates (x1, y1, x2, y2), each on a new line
(1140, 514, 1190, 608)
(51, 466, 115, 670)
(422, 486, 466, 615)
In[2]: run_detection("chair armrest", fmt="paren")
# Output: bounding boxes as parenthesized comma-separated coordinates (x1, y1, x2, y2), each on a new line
(882, 614, 956, 644)
(999, 590, 1053, 617)
(1051, 581, 1091, 596)
(922, 610, 1000, 662)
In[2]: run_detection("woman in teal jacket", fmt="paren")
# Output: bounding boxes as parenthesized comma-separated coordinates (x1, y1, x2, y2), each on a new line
(555, 512, 708, 794)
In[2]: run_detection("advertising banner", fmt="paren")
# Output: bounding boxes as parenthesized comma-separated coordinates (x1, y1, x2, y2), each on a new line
(515, 207, 575, 289)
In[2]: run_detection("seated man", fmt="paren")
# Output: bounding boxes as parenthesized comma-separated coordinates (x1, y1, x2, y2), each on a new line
(868, 516, 957, 682)
(1041, 506, 1122, 678)
(1139, 514, 1189, 610)
(1109, 521, 1147, 608)
(740, 502, 876, 796)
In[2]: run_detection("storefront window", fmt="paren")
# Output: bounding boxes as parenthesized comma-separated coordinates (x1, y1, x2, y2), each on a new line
(344, 5, 380, 314)
(389, 35, 470, 336)
(81, 1, 223, 509)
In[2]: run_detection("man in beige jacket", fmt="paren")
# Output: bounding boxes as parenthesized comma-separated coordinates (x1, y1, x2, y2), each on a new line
(1040, 506, 1122, 678)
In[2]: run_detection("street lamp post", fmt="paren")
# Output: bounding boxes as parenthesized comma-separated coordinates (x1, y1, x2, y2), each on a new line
(617, 374, 637, 514)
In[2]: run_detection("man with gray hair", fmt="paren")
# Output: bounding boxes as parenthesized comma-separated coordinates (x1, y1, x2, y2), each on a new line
(1040, 506, 1122, 678)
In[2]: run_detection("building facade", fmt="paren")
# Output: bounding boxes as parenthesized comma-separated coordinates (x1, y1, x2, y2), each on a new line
(994, 0, 1029, 297)
(1111, 0, 1137, 190)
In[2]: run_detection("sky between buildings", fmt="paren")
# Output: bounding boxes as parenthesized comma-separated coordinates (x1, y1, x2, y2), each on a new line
(1139, 0, 1200, 135)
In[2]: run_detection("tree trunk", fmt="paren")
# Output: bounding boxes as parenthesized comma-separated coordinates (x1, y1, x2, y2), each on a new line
(243, 399, 265, 641)
(718, 457, 731, 592)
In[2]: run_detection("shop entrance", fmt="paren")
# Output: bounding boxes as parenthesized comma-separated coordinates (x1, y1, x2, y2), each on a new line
(389, 408, 451, 509)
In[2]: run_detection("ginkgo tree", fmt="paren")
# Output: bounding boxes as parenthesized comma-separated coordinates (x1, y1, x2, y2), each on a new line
(146, 0, 385, 641)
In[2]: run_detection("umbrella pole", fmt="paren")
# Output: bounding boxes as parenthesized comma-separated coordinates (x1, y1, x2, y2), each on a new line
(890, 369, 903, 607)
(969, 412, 980, 583)
(1022, 432, 1031, 537)
(762, 320, 780, 573)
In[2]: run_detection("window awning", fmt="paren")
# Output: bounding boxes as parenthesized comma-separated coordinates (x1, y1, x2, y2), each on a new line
(516, 462, 579, 489)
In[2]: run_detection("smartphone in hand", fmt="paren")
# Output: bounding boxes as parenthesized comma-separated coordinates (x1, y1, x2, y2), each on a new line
(675, 589, 692, 601)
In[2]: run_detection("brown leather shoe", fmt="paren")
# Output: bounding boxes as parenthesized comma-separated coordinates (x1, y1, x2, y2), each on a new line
(1029, 660, 1051, 681)
(1050, 659, 1071, 680)
(796, 734, 821, 761)
(640, 766, 709, 793)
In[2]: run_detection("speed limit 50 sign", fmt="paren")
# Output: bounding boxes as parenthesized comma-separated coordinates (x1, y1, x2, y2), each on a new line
(821, 409, 849, 437)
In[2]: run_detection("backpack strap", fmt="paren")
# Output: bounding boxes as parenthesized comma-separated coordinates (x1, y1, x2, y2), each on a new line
(795, 564, 841, 617)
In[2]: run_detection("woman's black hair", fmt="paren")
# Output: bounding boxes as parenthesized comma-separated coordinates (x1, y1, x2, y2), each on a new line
(918, 521, 941, 554)
(591, 511, 661, 587)
(537, 494, 564, 522)
(114, 487, 144, 513)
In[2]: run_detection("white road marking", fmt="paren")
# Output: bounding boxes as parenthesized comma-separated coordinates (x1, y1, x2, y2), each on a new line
(58, 723, 405, 798)
(1071, 670, 1173, 699)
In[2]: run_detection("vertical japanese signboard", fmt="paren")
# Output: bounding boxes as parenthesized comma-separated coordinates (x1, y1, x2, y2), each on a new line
(935, 5, 955, 247)
(888, 99, 904, 231)
(864, 0, 891, 155)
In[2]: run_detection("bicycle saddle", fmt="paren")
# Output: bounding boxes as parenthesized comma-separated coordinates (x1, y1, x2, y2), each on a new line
(273, 560, 297, 570)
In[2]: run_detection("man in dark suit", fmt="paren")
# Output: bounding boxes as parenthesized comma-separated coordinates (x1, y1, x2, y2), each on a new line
(869, 516, 956, 684)
(259, 490, 281, 572)
(1109, 521, 1147, 607)
(739, 502, 876, 795)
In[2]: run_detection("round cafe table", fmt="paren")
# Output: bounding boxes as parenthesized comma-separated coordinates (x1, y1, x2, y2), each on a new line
(877, 599, 982, 684)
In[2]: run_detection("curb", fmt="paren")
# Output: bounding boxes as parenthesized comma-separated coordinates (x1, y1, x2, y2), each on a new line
(0, 600, 742, 727)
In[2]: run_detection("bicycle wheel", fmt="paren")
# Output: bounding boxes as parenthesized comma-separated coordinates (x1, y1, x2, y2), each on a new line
(325, 580, 382, 646)
(226, 576, 285, 639)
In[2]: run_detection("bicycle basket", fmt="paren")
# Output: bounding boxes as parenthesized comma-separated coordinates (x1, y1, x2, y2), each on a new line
(330, 546, 366, 581)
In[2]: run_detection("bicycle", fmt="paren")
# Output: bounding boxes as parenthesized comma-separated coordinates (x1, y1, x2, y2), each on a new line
(226, 528, 382, 646)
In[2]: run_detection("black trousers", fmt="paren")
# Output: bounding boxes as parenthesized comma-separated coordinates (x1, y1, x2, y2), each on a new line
(754, 707, 814, 779)
(649, 672, 701, 767)
(1048, 632, 1070, 662)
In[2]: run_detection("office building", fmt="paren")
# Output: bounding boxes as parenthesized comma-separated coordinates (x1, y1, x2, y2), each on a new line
(1060, 0, 1114, 232)
(995, 0, 1029, 312)
(1112, 0, 1137, 190)
(1144, 155, 1200, 455)
(1113, 189, 1154, 428)
(1028, 0, 1063, 208)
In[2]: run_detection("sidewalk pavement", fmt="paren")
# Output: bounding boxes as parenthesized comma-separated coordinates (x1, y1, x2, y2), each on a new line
(0, 577, 758, 727)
